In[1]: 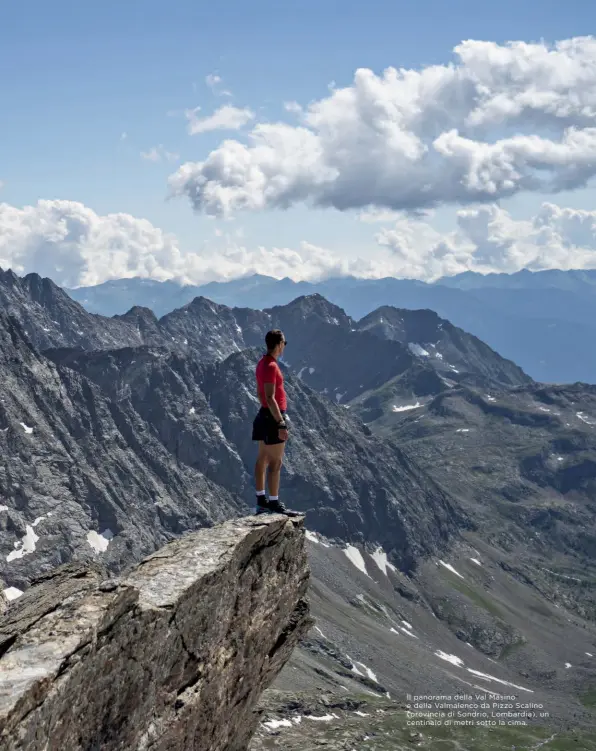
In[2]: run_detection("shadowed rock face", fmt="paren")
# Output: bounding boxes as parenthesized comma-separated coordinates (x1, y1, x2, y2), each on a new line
(0, 514, 312, 751)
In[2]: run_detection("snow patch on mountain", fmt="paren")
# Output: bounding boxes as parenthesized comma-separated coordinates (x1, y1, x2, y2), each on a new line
(435, 651, 465, 667)
(392, 402, 422, 412)
(409, 343, 430, 357)
(349, 658, 378, 683)
(466, 669, 533, 693)
(6, 525, 40, 562)
(343, 545, 370, 577)
(439, 560, 465, 579)
(306, 714, 339, 722)
(86, 529, 114, 554)
(3, 586, 24, 601)
(371, 547, 397, 576)
(305, 530, 331, 548)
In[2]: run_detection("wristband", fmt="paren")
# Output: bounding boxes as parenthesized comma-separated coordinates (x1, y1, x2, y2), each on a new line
(277, 421, 287, 429)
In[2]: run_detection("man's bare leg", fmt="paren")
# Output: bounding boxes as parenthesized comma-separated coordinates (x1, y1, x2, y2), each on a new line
(254, 441, 268, 493)
(264, 442, 286, 498)
(257, 441, 299, 517)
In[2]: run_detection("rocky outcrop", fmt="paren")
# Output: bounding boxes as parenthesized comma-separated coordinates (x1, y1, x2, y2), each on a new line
(0, 514, 312, 751)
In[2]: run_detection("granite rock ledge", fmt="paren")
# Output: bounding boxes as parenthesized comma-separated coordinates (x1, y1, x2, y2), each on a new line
(0, 514, 312, 751)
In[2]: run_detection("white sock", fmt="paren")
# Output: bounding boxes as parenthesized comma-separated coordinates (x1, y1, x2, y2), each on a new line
(256, 490, 266, 497)
(269, 495, 278, 501)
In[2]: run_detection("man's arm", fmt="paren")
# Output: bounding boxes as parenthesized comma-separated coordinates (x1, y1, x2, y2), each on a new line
(264, 382, 284, 424)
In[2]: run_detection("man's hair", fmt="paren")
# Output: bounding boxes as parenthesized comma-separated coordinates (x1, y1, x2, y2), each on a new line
(265, 329, 285, 352)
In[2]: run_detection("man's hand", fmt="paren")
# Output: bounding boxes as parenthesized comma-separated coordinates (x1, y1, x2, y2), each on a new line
(277, 420, 289, 442)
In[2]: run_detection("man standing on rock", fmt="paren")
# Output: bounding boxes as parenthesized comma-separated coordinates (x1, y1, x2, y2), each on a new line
(252, 329, 300, 516)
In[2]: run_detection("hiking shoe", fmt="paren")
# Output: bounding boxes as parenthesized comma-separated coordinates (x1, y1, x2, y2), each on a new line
(255, 496, 269, 515)
(255, 498, 301, 517)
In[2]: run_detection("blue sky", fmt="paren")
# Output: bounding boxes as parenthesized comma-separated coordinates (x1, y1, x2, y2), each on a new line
(2, 0, 596, 286)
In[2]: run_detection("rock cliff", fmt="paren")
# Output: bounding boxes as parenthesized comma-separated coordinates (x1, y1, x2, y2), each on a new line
(0, 514, 311, 751)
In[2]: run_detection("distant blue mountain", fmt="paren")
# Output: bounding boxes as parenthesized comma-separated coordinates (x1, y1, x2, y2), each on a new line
(438, 268, 596, 292)
(66, 269, 596, 384)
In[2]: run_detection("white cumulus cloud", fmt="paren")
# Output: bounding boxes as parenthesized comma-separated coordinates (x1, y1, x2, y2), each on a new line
(376, 202, 596, 279)
(0, 200, 185, 287)
(169, 36, 596, 217)
(186, 105, 254, 135)
(3, 199, 596, 288)
(0, 200, 370, 287)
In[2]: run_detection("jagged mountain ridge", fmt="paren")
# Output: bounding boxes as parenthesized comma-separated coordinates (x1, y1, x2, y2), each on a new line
(0, 270, 530, 408)
(0, 268, 145, 350)
(0, 269, 252, 358)
(356, 306, 529, 389)
(0, 267, 577, 584)
(65, 269, 596, 383)
(251, 296, 529, 418)
(2, 269, 593, 585)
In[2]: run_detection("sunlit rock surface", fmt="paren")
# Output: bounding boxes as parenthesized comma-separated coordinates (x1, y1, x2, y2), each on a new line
(0, 514, 311, 751)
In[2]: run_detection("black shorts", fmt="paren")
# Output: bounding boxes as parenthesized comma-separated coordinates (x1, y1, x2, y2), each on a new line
(252, 407, 288, 445)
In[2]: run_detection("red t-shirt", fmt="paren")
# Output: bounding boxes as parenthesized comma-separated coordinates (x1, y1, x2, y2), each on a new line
(256, 354, 287, 412)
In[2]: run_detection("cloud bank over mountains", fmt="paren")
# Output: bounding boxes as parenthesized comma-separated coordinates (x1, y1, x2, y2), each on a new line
(375, 202, 596, 281)
(169, 37, 596, 217)
(0, 200, 350, 287)
(2, 198, 596, 287)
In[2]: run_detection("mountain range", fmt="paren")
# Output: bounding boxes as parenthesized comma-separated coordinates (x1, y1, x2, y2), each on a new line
(1, 267, 596, 747)
(66, 268, 596, 384)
